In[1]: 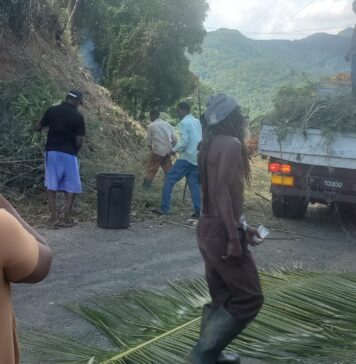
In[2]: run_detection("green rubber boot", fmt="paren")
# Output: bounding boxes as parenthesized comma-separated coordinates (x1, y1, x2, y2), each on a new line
(187, 306, 243, 364)
(200, 305, 240, 364)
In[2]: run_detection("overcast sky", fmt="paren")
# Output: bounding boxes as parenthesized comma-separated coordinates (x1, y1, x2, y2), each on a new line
(205, 0, 355, 39)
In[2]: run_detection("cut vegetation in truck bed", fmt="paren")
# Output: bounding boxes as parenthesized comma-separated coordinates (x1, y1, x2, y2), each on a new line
(265, 80, 356, 140)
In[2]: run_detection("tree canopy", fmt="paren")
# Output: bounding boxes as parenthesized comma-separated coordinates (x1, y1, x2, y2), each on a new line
(73, 0, 209, 118)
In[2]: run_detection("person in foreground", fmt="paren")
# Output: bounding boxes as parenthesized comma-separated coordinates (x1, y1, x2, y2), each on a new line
(36, 90, 86, 228)
(187, 94, 264, 364)
(0, 194, 52, 364)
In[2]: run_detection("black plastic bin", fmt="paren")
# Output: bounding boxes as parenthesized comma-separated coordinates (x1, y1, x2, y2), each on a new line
(96, 173, 135, 229)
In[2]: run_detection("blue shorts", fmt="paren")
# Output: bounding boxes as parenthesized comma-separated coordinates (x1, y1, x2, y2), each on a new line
(45, 151, 82, 193)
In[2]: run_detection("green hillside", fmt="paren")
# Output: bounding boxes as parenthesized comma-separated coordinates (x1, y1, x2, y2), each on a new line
(190, 28, 353, 116)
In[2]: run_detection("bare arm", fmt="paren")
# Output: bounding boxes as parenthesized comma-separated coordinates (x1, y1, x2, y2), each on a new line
(215, 140, 241, 241)
(36, 108, 50, 131)
(0, 194, 47, 245)
(76, 116, 85, 153)
(214, 140, 243, 264)
(76, 135, 84, 152)
(35, 122, 44, 132)
(0, 209, 52, 284)
(14, 243, 52, 283)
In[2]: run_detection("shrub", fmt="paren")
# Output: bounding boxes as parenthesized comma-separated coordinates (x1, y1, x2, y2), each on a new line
(0, 73, 61, 194)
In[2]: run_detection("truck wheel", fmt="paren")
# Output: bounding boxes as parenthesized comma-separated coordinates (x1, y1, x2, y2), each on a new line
(286, 196, 308, 219)
(337, 203, 356, 219)
(272, 193, 288, 218)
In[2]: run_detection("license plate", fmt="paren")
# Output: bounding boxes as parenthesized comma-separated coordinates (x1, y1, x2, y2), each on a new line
(324, 180, 343, 189)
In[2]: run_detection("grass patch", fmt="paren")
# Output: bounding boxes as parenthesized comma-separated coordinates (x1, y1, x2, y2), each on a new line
(10, 156, 272, 226)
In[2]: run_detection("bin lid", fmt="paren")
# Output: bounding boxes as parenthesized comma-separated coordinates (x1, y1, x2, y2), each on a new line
(96, 173, 135, 179)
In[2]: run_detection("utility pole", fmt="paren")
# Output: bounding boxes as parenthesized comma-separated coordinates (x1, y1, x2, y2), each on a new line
(198, 82, 202, 117)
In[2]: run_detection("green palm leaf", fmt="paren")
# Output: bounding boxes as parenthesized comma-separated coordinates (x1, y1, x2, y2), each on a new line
(22, 270, 356, 363)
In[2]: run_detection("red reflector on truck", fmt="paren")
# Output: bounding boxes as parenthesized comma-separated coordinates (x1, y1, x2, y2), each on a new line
(268, 163, 292, 174)
(269, 163, 281, 173)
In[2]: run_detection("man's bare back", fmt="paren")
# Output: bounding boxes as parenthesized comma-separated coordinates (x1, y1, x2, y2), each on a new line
(199, 134, 245, 265)
(203, 135, 244, 234)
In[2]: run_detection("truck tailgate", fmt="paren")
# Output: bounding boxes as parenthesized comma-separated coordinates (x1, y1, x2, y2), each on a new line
(259, 124, 356, 169)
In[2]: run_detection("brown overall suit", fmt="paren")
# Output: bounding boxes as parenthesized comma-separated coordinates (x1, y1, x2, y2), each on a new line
(189, 98, 263, 364)
(196, 134, 263, 323)
(197, 216, 263, 323)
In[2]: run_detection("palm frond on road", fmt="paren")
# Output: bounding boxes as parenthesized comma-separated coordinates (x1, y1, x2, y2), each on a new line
(22, 269, 356, 363)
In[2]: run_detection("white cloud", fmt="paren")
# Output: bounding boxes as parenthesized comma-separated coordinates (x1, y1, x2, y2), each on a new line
(205, 0, 355, 39)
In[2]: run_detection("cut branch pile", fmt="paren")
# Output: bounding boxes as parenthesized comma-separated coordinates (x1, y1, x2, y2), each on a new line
(266, 84, 356, 140)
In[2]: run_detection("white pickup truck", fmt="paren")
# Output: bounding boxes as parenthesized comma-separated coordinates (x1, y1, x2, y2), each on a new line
(258, 123, 356, 218)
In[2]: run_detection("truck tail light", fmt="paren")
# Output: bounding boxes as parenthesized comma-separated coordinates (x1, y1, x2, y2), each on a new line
(268, 162, 292, 174)
(280, 164, 292, 174)
(271, 175, 295, 187)
(269, 163, 281, 173)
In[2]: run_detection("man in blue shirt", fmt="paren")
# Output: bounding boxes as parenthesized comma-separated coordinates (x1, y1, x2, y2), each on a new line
(153, 102, 202, 217)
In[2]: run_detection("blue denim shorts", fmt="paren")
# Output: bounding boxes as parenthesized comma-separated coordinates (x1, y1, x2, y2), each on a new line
(45, 151, 82, 193)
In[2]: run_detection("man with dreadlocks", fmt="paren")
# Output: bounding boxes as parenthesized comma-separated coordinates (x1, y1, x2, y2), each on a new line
(188, 95, 264, 364)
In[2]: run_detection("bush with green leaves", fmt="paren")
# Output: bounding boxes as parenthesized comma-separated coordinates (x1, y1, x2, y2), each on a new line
(0, 74, 61, 194)
(72, 0, 209, 119)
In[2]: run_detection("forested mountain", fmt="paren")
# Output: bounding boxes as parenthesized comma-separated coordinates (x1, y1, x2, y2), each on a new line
(190, 28, 353, 116)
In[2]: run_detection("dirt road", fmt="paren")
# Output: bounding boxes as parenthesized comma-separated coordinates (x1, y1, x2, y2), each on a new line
(14, 204, 356, 363)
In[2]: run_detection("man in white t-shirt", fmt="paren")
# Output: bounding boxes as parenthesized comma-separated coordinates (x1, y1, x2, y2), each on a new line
(143, 110, 177, 189)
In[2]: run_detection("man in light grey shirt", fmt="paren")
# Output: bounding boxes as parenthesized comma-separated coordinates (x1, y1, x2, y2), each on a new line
(143, 110, 177, 189)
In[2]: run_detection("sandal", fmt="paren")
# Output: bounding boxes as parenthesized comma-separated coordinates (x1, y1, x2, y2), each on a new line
(57, 218, 77, 228)
(46, 218, 59, 230)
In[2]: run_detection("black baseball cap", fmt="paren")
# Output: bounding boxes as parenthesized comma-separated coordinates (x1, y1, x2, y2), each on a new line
(67, 90, 84, 104)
